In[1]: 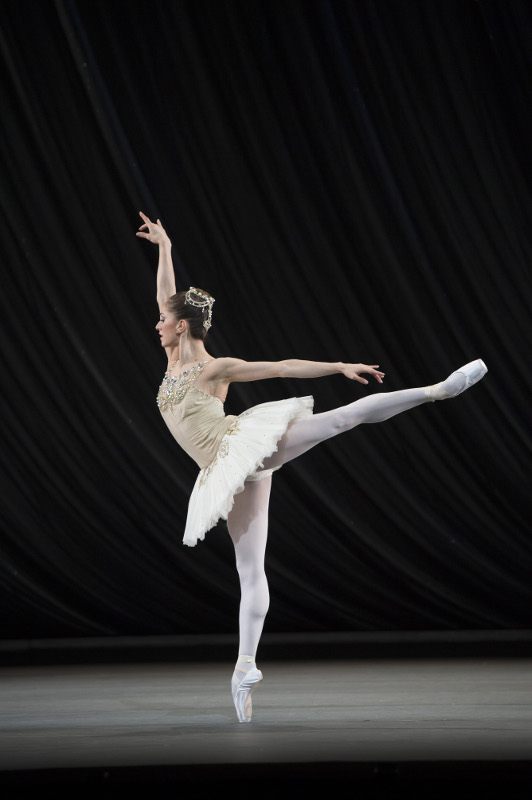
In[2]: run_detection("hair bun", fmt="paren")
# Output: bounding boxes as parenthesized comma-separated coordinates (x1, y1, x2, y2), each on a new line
(185, 287, 215, 332)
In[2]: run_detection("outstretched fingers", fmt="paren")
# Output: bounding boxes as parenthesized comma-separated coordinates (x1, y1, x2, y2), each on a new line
(136, 211, 169, 243)
(136, 211, 150, 238)
(366, 365, 385, 384)
(347, 364, 385, 384)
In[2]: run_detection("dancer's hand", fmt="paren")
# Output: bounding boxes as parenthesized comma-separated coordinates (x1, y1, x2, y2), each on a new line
(342, 363, 385, 385)
(136, 212, 171, 246)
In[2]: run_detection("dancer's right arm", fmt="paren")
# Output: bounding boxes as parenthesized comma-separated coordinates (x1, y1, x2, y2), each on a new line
(136, 212, 176, 310)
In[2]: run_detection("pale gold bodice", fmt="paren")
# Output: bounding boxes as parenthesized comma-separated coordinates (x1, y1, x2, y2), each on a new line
(156, 362, 237, 469)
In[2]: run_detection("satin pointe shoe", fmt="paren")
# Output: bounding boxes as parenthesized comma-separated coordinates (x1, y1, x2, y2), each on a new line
(426, 359, 488, 402)
(232, 666, 263, 723)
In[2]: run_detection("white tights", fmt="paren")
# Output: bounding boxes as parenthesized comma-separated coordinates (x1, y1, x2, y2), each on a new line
(262, 386, 428, 471)
(227, 384, 429, 663)
(228, 476, 272, 658)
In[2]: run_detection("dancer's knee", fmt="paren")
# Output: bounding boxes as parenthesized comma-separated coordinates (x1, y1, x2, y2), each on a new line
(329, 406, 361, 434)
(239, 570, 270, 617)
(237, 562, 267, 589)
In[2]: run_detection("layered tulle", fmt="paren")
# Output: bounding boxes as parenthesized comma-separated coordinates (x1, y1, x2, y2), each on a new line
(183, 396, 314, 546)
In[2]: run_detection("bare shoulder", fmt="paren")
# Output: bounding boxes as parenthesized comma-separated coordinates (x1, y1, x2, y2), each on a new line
(202, 357, 243, 379)
(203, 358, 283, 384)
(194, 357, 237, 401)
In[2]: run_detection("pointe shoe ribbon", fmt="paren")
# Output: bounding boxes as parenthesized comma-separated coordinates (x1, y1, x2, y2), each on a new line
(232, 667, 263, 723)
(426, 359, 488, 402)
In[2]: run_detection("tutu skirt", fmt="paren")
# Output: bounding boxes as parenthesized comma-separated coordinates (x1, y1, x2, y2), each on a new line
(183, 396, 314, 546)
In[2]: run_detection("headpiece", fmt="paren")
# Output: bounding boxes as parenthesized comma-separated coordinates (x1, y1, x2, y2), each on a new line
(185, 287, 215, 332)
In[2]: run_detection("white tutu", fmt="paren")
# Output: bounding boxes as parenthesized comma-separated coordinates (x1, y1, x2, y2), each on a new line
(183, 396, 314, 546)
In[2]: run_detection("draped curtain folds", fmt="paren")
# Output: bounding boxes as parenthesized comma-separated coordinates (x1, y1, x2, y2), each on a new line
(1, 0, 531, 639)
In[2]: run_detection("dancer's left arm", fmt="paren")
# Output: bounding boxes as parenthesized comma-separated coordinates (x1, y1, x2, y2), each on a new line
(209, 358, 384, 385)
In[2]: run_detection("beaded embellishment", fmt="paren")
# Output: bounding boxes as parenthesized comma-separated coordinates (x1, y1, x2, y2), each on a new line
(157, 361, 208, 413)
(199, 418, 240, 487)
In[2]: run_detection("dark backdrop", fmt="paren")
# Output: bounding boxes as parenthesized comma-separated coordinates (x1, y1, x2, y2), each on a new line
(1, 0, 531, 641)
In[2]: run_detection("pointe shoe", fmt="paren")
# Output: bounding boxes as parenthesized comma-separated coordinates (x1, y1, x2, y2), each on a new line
(232, 667, 263, 723)
(426, 359, 488, 401)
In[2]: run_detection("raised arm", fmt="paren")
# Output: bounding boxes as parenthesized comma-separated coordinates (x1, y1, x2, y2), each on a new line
(136, 212, 176, 310)
(207, 358, 385, 385)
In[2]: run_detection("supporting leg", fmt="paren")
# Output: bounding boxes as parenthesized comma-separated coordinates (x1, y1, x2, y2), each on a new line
(227, 475, 272, 722)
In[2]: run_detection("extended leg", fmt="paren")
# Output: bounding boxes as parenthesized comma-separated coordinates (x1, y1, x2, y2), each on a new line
(262, 359, 487, 470)
(262, 386, 427, 469)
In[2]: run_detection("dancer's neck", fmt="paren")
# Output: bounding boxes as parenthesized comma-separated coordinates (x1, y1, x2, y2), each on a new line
(176, 334, 210, 370)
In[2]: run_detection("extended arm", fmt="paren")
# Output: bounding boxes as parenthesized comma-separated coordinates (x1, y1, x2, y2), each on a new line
(208, 358, 385, 385)
(137, 212, 176, 309)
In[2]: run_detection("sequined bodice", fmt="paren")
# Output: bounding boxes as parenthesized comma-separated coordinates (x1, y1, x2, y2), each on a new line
(156, 360, 237, 470)
(157, 361, 209, 413)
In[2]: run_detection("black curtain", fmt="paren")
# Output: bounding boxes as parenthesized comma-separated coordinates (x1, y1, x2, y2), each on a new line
(1, 0, 531, 639)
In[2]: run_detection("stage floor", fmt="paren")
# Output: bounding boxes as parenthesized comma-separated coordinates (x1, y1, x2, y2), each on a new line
(1, 655, 532, 795)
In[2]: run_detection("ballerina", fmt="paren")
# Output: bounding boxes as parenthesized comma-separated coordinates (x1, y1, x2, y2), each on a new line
(137, 211, 487, 722)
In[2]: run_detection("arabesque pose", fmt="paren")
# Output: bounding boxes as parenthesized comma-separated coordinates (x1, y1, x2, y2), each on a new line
(137, 211, 487, 723)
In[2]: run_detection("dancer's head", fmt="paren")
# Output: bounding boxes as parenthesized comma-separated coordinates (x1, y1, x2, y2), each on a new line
(166, 287, 215, 341)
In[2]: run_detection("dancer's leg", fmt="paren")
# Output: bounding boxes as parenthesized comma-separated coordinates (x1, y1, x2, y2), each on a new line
(262, 386, 427, 469)
(262, 359, 487, 470)
(227, 475, 271, 722)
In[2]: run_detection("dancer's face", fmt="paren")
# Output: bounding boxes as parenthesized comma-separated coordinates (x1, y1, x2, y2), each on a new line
(156, 307, 183, 348)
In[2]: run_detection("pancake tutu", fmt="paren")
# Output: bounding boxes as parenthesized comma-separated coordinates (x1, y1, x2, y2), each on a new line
(183, 396, 314, 546)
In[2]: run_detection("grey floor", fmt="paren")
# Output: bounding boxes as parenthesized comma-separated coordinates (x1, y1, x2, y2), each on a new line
(1, 656, 532, 796)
